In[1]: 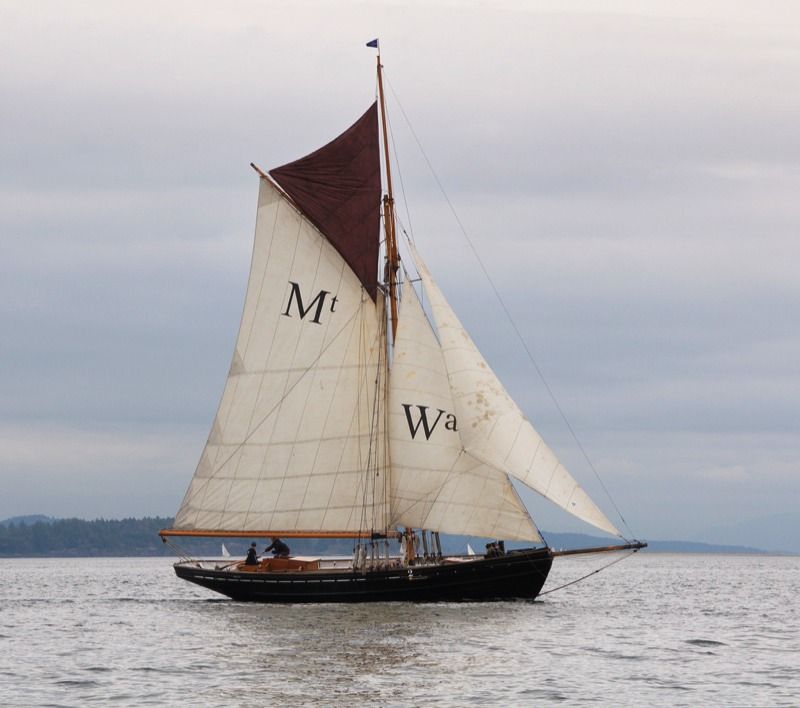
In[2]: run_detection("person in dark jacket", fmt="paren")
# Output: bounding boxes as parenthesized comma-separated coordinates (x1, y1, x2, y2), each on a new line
(265, 537, 290, 558)
(245, 542, 259, 565)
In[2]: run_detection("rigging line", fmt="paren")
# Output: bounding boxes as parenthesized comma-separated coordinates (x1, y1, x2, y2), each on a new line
(399, 258, 438, 343)
(384, 71, 634, 540)
(417, 448, 466, 529)
(358, 287, 388, 536)
(361, 310, 374, 534)
(299, 289, 366, 532)
(212, 198, 296, 522)
(372, 300, 388, 531)
(359, 300, 382, 536)
(359, 216, 393, 535)
(538, 550, 639, 596)
(380, 295, 391, 531)
(384, 96, 415, 243)
(358, 297, 382, 536)
(355, 298, 368, 534)
(244, 241, 346, 528)
(162, 537, 193, 562)
(380, 295, 391, 535)
(209, 305, 363, 478)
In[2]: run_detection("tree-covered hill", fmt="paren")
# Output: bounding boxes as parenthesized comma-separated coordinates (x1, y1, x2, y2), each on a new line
(0, 515, 781, 557)
(0, 517, 356, 558)
(0, 516, 183, 557)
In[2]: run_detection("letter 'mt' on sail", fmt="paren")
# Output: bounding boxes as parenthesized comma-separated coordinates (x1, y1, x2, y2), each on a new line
(389, 286, 542, 542)
(409, 244, 622, 538)
(172, 108, 386, 536)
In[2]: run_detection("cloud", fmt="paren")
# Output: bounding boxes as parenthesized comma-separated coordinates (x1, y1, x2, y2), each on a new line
(1, 1, 798, 540)
(699, 464, 749, 483)
(0, 422, 202, 519)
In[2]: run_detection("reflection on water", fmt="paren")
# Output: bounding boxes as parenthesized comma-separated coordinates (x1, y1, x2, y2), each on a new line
(1, 555, 798, 706)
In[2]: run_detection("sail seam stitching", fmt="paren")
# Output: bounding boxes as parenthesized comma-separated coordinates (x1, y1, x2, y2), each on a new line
(293, 257, 350, 531)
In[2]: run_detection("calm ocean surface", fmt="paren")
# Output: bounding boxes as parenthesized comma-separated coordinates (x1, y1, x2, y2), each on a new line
(1, 554, 797, 707)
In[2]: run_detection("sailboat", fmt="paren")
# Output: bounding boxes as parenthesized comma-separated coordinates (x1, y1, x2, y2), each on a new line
(160, 46, 645, 602)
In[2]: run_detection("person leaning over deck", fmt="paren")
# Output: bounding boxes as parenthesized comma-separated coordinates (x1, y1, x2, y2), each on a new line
(245, 542, 259, 565)
(264, 537, 290, 558)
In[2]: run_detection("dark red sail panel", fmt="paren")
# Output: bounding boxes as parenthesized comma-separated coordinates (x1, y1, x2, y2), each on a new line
(269, 102, 381, 300)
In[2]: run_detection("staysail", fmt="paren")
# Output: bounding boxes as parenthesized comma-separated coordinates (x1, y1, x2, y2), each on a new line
(172, 107, 388, 536)
(408, 243, 622, 538)
(388, 285, 542, 542)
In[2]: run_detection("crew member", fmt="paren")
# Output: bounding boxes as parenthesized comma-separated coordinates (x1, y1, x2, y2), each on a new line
(264, 537, 290, 558)
(245, 542, 259, 565)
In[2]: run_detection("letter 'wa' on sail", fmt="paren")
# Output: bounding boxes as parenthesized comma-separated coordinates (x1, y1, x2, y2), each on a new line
(388, 284, 543, 542)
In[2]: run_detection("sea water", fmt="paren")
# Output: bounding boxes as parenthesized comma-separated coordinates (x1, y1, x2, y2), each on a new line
(0, 554, 797, 706)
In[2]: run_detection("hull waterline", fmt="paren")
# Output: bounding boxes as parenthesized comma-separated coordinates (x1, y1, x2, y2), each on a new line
(174, 548, 554, 603)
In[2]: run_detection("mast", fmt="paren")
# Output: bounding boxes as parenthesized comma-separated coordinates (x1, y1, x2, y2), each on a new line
(375, 46, 400, 340)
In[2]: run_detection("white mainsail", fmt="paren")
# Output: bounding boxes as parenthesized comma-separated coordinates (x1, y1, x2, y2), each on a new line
(409, 243, 622, 538)
(388, 285, 541, 542)
(173, 178, 388, 534)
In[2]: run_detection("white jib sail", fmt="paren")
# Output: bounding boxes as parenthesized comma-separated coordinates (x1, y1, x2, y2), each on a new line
(173, 178, 388, 533)
(409, 243, 622, 538)
(388, 283, 541, 542)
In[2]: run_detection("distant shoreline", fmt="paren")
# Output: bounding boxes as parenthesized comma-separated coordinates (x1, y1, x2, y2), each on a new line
(1, 515, 794, 557)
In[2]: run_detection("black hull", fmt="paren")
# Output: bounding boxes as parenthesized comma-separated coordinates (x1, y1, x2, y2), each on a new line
(174, 549, 554, 603)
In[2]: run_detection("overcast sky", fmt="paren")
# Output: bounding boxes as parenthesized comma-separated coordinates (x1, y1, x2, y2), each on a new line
(1, 1, 798, 543)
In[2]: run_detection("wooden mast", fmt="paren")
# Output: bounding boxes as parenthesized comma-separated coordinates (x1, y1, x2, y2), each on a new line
(373, 41, 405, 550)
(375, 48, 400, 339)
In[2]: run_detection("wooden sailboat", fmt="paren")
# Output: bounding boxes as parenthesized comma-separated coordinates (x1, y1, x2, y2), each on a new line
(160, 47, 645, 602)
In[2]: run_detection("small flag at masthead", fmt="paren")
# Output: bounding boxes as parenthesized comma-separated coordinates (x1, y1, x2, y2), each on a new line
(366, 38, 379, 48)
